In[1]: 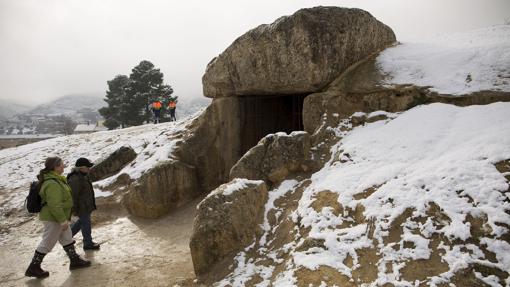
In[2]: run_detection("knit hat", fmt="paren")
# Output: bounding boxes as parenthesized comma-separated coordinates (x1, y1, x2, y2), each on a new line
(75, 158, 94, 168)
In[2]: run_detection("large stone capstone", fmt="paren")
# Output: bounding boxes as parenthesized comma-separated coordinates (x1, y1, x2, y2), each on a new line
(202, 6, 396, 98)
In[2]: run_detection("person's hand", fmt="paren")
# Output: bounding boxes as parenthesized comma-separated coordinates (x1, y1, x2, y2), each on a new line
(61, 221, 69, 231)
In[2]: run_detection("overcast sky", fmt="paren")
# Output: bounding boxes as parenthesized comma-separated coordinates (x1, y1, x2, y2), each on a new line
(0, 0, 509, 106)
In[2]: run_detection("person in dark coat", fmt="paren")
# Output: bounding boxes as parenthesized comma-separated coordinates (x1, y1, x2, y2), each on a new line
(68, 157, 100, 250)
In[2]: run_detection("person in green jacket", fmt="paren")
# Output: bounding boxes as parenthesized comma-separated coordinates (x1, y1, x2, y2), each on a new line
(25, 157, 91, 278)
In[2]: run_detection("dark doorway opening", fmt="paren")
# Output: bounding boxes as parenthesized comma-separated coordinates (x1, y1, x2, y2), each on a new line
(240, 94, 307, 155)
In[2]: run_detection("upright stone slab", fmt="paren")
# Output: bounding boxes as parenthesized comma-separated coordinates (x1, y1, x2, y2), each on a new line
(122, 160, 200, 218)
(189, 179, 268, 281)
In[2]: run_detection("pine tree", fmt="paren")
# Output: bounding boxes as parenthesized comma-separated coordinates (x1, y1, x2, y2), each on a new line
(125, 60, 174, 125)
(99, 74, 131, 129)
(100, 61, 174, 128)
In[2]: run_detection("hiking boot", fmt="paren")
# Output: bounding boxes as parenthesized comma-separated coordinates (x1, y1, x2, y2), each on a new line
(63, 243, 91, 270)
(25, 251, 50, 278)
(83, 242, 100, 251)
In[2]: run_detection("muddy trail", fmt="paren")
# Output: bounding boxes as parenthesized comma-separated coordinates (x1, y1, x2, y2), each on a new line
(0, 193, 201, 287)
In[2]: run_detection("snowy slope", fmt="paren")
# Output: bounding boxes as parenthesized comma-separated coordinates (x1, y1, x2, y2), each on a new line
(0, 112, 201, 211)
(378, 25, 510, 95)
(218, 102, 510, 286)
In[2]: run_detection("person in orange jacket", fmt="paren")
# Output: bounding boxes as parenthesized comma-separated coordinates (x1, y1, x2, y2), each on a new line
(168, 100, 177, 122)
(151, 101, 162, 124)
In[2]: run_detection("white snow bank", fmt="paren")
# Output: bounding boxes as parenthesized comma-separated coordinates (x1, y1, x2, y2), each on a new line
(378, 25, 510, 95)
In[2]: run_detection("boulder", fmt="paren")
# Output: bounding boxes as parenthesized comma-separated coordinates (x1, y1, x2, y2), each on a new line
(229, 131, 311, 184)
(189, 179, 268, 281)
(90, 146, 137, 182)
(203, 6, 396, 98)
(122, 160, 200, 218)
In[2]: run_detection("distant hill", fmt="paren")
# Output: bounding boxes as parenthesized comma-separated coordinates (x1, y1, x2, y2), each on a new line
(25, 94, 210, 119)
(0, 99, 33, 120)
(28, 94, 105, 116)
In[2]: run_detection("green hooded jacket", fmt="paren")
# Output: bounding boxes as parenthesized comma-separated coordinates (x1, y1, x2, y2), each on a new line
(38, 171, 73, 223)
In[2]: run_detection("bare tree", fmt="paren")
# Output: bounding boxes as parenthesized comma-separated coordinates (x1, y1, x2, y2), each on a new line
(62, 117, 77, 135)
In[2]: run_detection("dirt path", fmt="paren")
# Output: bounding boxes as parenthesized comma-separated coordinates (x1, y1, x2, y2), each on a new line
(0, 195, 201, 287)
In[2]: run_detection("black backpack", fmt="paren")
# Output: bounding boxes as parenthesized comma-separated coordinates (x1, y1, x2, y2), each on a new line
(25, 179, 56, 213)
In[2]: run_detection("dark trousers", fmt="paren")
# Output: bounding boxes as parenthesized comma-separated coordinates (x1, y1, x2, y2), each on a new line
(71, 213, 93, 246)
(169, 109, 176, 121)
(153, 109, 161, 124)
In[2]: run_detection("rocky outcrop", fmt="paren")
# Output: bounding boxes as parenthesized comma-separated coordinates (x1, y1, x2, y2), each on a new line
(303, 56, 510, 135)
(230, 131, 312, 184)
(174, 7, 397, 200)
(185, 7, 399, 281)
(189, 179, 268, 281)
(203, 7, 396, 98)
(90, 146, 137, 182)
(122, 160, 200, 218)
(184, 6, 510, 286)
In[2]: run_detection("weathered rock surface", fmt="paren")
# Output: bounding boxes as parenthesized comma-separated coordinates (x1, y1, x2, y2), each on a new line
(189, 179, 268, 281)
(203, 7, 396, 98)
(175, 97, 243, 193)
(90, 146, 137, 182)
(122, 160, 200, 218)
(230, 131, 312, 184)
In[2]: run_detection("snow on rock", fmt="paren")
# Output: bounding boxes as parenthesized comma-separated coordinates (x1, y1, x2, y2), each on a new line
(218, 102, 510, 286)
(205, 178, 266, 200)
(378, 25, 510, 95)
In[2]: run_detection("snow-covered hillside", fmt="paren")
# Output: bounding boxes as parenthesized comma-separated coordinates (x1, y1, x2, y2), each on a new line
(0, 99, 33, 120)
(217, 102, 510, 286)
(378, 25, 510, 95)
(28, 94, 105, 116)
(0, 112, 201, 213)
